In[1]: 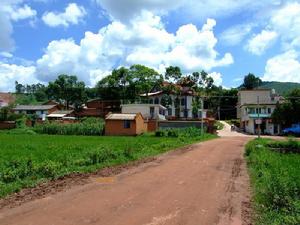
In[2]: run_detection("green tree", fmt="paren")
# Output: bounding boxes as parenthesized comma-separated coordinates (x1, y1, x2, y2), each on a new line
(272, 88, 300, 127)
(192, 97, 201, 118)
(47, 75, 87, 109)
(165, 66, 182, 82)
(160, 94, 172, 108)
(129, 64, 162, 99)
(96, 65, 162, 102)
(15, 81, 25, 94)
(242, 73, 262, 89)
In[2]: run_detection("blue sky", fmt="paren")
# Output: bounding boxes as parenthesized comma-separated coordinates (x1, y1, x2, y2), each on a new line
(1, 0, 300, 91)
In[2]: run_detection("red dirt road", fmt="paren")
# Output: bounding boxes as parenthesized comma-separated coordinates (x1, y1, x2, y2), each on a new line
(0, 137, 252, 225)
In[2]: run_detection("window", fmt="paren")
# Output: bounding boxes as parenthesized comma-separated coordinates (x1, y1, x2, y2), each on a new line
(268, 108, 271, 114)
(181, 98, 185, 106)
(154, 97, 159, 104)
(184, 109, 188, 118)
(150, 107, 155, 118)
(149, 99, 153, 104)
(123, 120, 131, 129)
(168, 108, 172, 116)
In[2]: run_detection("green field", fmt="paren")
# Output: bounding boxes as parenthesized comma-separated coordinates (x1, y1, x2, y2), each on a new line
(0, 131, 215, 198)
(245, 139, 300, 225)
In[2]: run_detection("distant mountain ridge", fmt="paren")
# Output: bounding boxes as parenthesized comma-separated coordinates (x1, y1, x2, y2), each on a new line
(258, 81, 300, 96)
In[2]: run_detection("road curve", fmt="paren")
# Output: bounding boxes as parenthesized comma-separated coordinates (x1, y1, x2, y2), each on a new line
(0, 137, 251, 225)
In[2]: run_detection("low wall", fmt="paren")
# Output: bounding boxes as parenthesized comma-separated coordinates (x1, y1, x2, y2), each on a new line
(147, 120, 158, 132)
(0, 121, 16, 130)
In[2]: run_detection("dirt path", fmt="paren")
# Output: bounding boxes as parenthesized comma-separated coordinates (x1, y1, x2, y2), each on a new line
(0, 135, 252, 225)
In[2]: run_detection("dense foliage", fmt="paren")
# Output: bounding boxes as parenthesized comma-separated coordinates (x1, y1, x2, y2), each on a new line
(0, 132, 216, 198)
(241, 73, 262, 89)
(154, 127, 207, 138)
(33, 118, 104, 136)
(0, 106, 23, 121)
(272, 88, 300, 127)
(246, 139, 300, 225)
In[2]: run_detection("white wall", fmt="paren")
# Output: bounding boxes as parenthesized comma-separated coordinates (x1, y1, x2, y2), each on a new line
(121, 105, 165, 120)
(148, 94, 199, 118)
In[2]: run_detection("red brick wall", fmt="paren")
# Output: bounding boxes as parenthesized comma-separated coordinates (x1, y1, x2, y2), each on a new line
(147, 120, 158, 132)
(105, 120, 137, 136)
(0, 121, 16, 130)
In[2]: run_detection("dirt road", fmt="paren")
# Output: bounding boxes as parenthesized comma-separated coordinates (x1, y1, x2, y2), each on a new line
(0, 133, 252, 225)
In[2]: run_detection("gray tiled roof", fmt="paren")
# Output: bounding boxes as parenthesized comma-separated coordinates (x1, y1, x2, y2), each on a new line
(13, 105, 56, 111)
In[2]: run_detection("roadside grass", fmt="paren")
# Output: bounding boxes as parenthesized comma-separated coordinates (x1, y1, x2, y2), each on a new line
(245, 138, 300, 225)
(0, 130, 216, 198)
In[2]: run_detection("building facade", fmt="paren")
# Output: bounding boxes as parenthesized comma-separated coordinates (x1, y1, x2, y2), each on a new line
(237, 89, 282, 135)
(141, 83, 207, 120)
(121, 104, 166, 120)
(13, 105, 58, 120)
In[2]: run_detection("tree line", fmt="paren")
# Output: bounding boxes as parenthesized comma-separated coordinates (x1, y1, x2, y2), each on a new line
(13, 65, 240, 119)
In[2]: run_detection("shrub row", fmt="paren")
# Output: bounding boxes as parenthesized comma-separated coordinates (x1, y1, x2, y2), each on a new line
(266, 139, 300, 153)
(33, 118, 104, 136)
(155, 127, 203, 138)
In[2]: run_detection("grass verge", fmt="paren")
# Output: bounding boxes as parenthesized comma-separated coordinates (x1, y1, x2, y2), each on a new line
(245, 138, 300, 225)
(0, 131, 216, 198)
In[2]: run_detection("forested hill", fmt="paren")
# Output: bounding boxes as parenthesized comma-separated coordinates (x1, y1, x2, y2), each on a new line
(259, 81, 300, 96)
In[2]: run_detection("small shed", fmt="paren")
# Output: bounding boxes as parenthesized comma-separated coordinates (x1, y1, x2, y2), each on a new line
(105, 113, 146, 136)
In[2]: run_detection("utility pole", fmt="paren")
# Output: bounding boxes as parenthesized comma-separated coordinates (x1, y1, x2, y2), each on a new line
(201, 97, 204, 136)
(257, 96, 261, 138)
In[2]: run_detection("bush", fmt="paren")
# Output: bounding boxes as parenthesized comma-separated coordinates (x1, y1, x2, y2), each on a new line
(266, 138, 300, 153)
(15, 116, 27, 128)
(7, 128, 36, 135)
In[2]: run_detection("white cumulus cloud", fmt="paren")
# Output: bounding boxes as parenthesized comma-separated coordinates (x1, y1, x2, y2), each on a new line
(262, 50, 300, 83)
(208, 72, 223, 86)
(246, 30, 278, 55)
(35, 14, 233, 86)
(42, 3, 86, 27)
(0, 62, 37, 92)
(10, 4, 37, 21)
(270, 1, 300, 49)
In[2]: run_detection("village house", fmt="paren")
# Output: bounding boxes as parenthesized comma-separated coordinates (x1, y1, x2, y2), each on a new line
(105, 113, 146, 136)
(237, 89, 282, 135)
(13, 104, 59, 120)
(121, 104, 166, 121)
(141, 82, 207, 120)
(0, 93, 15, 108)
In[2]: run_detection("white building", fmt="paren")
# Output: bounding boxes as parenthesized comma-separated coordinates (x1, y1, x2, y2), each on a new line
(121, 104, 166, 120)
(141, 83, 207, 120)
(237, 89, 282, 135)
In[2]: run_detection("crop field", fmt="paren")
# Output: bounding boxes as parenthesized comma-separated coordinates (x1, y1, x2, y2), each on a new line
(0, 130, 215, 198)
(245, 138, 300, 225)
